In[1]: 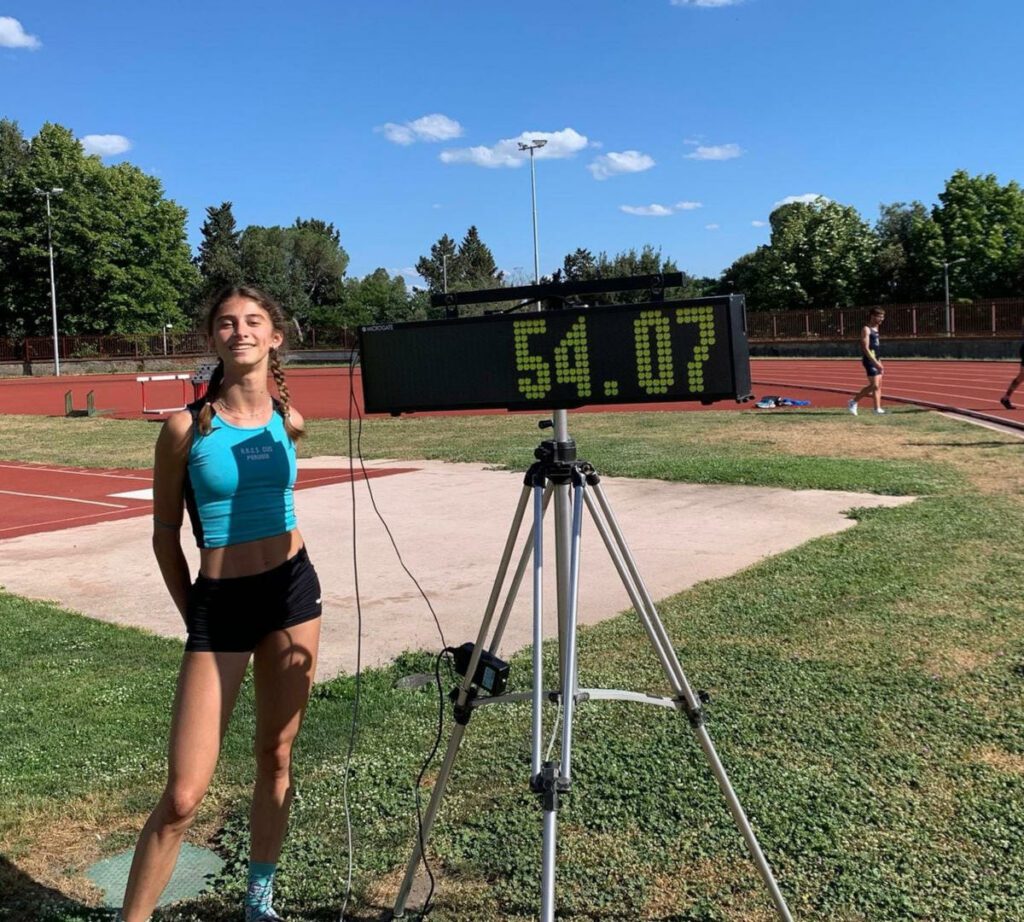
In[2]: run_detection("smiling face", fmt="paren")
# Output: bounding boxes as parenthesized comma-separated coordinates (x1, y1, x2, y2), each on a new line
(210, 295, 284, 369)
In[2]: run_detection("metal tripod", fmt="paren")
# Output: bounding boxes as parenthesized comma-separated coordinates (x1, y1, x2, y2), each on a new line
(393, 411, 793, 921)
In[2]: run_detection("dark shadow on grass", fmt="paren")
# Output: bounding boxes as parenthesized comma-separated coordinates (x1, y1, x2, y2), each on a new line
(0, 856, 114, 921)
(906, 441, 1021, 448)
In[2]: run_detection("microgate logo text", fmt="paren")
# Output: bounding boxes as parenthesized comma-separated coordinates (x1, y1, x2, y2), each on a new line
(362, 324, 394, 333)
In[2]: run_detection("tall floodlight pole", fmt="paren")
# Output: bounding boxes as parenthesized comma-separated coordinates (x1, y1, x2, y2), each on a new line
(518, 139, 547, 285)
(943, 257, 966, 336)
(34, 187, 64, 376)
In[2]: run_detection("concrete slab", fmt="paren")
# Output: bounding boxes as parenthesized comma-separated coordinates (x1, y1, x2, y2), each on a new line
(0, 457, 913, 682)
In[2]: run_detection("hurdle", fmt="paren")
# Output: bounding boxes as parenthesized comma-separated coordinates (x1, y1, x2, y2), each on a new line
(64, 390, 111, 418)
(137, 373, 192, 415)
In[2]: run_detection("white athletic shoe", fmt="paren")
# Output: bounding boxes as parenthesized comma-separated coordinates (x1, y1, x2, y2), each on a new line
(847, 399, 858, 416)
(873, 408, 886, 415)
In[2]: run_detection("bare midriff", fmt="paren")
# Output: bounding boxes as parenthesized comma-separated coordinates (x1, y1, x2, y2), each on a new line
(199, 529, 305, 579)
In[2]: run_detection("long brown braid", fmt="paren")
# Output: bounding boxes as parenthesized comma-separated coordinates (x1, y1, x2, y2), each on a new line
(196, 359, 225, 436)
(196, 285, 304, 441)
(269, 347, 303, 441)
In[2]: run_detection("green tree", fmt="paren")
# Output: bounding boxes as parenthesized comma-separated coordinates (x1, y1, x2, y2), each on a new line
(195, 202, 242, 308)
(869, 202, 945, 302)
(725, 198, 876, 311)
(237, 218, 349, 325)
(933, 170, 1024, 298)
(414, 233, 458, 293)
(550, 244, 702, 304)
(456, 225, 504, 289)
(415, 227, 503, 295)
(341, 269, 412, 326)
(0, 121, 197, 337)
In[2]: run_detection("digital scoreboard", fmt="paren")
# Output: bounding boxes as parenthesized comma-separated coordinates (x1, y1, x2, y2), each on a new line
(359, 295, 752, 415)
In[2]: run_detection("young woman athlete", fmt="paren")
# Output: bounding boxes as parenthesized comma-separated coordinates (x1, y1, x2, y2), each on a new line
(120, 286, 321, 922)
(848, 308, 886, 416)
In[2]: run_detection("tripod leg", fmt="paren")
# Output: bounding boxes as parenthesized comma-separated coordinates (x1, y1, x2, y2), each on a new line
(393, 483, 534, 919)
(539, 473, 586, 922)
(531, 483, 546, 779)
(586, 481, 794, 922)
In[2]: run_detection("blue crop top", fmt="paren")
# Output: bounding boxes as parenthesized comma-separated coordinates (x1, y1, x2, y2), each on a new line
(184, 401, 297, 549)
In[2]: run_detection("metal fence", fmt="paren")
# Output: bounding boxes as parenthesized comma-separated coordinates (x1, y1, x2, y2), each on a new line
(746, 298, 1024, 341)
(0, 327, 359, 364)
(2, 303, 1021, 364)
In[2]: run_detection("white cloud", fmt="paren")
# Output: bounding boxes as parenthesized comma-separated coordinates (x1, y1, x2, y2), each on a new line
(377, 113, 463, 145)
(751, 220, 767, 227)
(587, 150, 655, 180)
(0, 16, 40, 49)
(441, 128, 589, 168)
(705, 223, 720, 230)
(621, 204, 674, 217)
(81, 134, 132, 157)
(773, 193, 830, 207)
(685, 142, 742, 161)
(671, 0, 743, 6)
(621, 200, 704, 217)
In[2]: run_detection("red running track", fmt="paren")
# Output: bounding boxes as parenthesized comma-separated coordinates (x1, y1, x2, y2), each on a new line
(0, 461, 415, 540)
(0, 360, 1021, 428)
(752, 358, 1023, 430)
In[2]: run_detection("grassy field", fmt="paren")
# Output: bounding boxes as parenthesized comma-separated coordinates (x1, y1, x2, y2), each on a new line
(1, 408, 1023, 920)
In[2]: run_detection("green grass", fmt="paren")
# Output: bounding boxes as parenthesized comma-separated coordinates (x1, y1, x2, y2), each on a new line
(2, 408, 1023, 920)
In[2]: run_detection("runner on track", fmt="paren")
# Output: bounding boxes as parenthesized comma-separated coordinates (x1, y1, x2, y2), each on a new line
(1000, 333, 1024, 410)
(121, 286, 321, 922)
(848, 308, 886, 416)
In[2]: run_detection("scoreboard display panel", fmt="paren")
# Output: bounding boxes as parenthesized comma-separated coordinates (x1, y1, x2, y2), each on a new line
(359, 295, 752, 415)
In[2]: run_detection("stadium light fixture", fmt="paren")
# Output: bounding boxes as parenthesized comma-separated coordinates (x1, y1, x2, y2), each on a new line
(517, 139, 548, 285)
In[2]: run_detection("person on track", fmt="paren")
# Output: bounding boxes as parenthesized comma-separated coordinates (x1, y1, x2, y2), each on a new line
(120, 285, 321, 922)
(848, 308, 886, 416)
(1000, 335, 1024, 410)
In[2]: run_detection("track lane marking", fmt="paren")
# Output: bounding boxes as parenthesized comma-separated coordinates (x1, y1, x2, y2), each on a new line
(0, 462, 151, 481)
(0, 490, 128, 508)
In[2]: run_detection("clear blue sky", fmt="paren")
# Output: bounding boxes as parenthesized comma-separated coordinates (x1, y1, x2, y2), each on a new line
(3, 1, 1022, 285)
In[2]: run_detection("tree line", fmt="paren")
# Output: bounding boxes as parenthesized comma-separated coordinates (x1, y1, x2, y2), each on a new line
(2, 119, 1022, 340)
(720, 173, 1024, 311)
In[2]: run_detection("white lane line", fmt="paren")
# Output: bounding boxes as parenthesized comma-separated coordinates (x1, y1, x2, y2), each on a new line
(0, 508, 142, 535)
(0, 463, 150, 481)
(108, 489, 154, 501)
(0, 490, 128, 509)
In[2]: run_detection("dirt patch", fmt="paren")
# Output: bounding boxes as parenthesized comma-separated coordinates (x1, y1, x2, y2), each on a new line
(643, 857, 776, 921)
(970, 746, 1024, 774)
(0, 789, 230, 909)
(923, 646, 997, 678)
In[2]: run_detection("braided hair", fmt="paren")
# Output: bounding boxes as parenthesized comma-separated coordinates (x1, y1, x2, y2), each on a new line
(196, 285, 304, 441)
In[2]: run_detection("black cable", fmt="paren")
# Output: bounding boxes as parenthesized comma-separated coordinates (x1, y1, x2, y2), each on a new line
(345, 352, 457, 918)
(338, 350, 363, 922)
(351, 400, 453, 672)
(411, 647, 452, 919)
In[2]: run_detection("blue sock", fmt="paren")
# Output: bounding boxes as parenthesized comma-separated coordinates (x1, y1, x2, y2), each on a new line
(245, 860, 277, 920)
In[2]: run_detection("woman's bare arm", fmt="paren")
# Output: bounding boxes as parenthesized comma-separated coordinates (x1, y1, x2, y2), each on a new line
(152, 411, 194, 620)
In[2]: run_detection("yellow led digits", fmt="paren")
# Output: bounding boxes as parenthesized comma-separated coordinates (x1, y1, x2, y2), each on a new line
(553, 316, 592, 398)
(513, 318, 552, 400)
(633, 310, 674, 395)
(676, 306, 716, 393)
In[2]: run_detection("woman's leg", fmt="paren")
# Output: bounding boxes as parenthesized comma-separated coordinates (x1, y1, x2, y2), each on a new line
(121, 651, 251, 921)
(250, 615, 321, 863)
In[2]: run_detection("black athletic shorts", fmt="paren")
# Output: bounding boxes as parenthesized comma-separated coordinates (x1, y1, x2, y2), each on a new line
(1018, 342, 1024, 365)
(861, 356, 882, 377)
(185, 546, 322, 652)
